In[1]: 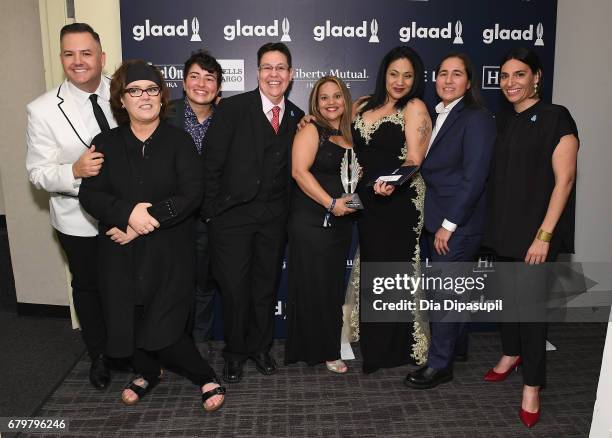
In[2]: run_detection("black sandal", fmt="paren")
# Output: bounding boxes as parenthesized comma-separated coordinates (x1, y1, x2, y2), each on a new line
(121, 375, 159, 405)
(202, 382, 226, 412)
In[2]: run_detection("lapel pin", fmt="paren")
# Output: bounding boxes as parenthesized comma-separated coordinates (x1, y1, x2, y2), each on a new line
(530, 115, 537, 123)
(290, 110, 294, 117)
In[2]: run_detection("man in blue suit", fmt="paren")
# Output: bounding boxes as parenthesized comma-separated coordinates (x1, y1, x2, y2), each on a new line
(405, 53, 496, 389)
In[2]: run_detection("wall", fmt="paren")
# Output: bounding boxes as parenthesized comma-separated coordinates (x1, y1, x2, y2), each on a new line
(0, 0, 71, 306)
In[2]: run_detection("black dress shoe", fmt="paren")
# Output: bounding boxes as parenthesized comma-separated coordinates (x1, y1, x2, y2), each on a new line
(251, 352, 277, 375)
(404, 366, 453, 389)
(223, 360, 244, 383)
(89, 355, 110, 389)
(454, 353, 468, 363)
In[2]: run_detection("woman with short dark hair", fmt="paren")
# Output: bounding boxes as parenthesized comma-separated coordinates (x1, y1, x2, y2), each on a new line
(79, 60, 225, 411)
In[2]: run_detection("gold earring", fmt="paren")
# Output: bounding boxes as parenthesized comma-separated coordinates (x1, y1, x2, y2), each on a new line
(534, 82, 539, 94)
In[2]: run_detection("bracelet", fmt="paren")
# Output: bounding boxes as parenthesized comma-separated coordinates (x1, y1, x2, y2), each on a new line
(323, 198, 336, 228)
(536, 228, 553, 242)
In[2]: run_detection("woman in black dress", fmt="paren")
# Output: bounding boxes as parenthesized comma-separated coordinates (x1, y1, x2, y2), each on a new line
(285, 76, 357, 373)
(79, 60, 225, 411)
(352, 46, 431, 373)
(483, 48, 579, 427)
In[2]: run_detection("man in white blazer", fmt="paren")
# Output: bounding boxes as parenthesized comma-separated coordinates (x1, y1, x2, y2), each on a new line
(26, 23, 118, 389)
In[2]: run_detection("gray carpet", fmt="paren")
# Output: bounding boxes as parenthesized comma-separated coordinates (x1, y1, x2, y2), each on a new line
(22, 323, 605, 437)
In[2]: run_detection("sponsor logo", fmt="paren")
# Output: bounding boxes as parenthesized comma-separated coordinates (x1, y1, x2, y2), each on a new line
(223, 18, 289, 41)
(482, 66, 500, 89)
(293, 67, 369, 88)
(132, 18, 201, 42)
(313, 19, 379, 43)
(156, 64, 183, 88)
(218, 59, 245, 92)
(482, 22, 544, 46)
(399, 20, 463, 44)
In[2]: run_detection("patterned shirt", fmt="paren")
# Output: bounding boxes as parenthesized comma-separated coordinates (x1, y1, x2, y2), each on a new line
(183, 97, 214, 154)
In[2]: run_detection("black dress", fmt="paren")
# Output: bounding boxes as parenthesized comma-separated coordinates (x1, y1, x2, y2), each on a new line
(485, 101, 578, 260)
(79, 122, 204, 357)
(352, 108, 429, 372)
(285, 124, 354, 365)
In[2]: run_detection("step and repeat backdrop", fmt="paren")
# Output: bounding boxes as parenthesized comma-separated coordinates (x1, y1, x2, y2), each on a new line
(120, 0, 558, 337)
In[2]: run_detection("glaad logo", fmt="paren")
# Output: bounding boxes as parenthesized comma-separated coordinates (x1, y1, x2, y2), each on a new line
(224, 18, 289, 41)
(132, 18, 201, 42)
(399, 21, 463, 44)
(281, 18, 291, 42)
(313, 19, 380, 43)
(482, 22, 544, 46)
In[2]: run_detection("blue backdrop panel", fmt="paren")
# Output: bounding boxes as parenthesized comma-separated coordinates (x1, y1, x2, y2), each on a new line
(119, 0, 558, 338)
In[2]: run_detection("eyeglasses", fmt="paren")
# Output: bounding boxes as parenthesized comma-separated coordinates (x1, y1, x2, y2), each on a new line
(258, 64, 290, 74)
(124, 86, 161, 97)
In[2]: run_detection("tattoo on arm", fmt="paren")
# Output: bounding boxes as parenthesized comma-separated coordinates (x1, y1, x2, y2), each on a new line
(417, 118, 431, 140)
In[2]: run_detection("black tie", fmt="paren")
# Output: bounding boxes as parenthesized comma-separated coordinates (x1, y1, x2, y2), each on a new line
(89, 94, 111, 133)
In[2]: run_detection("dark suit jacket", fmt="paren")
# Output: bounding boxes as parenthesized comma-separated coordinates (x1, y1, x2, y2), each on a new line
(201, 88, 304, 219)
(166, 98, 187, 130)
(420, 100, 496, 236)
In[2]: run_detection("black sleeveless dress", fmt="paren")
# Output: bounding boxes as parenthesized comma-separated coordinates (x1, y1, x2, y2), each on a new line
(285, 124, 354, 365)
(352, 108, 429, 372)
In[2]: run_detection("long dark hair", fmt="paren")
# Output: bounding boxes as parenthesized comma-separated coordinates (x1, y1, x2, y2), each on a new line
(361, 46, 425, 113)
(435, 52, 485, 108)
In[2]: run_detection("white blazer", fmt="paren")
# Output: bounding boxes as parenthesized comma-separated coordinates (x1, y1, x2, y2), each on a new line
(26, 77, 117, 237)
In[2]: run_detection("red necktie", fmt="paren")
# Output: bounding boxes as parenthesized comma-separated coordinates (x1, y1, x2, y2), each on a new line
(271, 106, 280, 134)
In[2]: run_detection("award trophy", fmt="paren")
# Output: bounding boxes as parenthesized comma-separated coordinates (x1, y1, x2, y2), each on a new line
(340, 148, 363, 209)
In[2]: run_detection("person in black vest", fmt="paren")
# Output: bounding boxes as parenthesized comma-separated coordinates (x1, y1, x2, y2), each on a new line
(167, 51, 222, 348)
(202, 42, 304, 383)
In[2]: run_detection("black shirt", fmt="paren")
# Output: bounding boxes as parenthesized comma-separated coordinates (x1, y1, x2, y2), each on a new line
(484, 101, 578, 259)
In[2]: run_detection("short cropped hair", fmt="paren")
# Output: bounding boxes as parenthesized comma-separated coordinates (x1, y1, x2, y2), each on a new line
(60, 22, 101, 46)
(183, 50, 223, 89)
(257, 42, 292, 68)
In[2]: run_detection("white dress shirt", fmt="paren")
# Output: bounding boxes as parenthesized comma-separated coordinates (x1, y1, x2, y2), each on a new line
(259, 89, 286, 125)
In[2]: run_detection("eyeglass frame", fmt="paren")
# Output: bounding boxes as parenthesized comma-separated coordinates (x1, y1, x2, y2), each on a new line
(124, 86, 162, 97)
(258, 64, 290, 74)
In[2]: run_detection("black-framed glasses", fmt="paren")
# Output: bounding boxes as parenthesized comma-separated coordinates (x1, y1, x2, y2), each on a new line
(124, 86, 161, 97)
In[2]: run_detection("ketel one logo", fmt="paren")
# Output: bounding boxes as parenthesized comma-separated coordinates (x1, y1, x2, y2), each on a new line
(223, 18, 291, 41)
(132, 18, 202, 42)
(482, 22, 544, 46)
(313, 19, 380, 43)
(399, 21, 463, 44)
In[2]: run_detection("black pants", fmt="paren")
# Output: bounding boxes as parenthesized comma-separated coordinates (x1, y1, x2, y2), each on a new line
(56, 231, 106, 359)
(133, 333, 217, 386)
(192, 219, 217, 342)
(496, 255, 553, 387)
(210, 202, 287, 361)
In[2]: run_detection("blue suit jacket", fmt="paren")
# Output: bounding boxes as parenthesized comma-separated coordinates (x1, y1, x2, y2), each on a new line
(420, 100, 496, 236)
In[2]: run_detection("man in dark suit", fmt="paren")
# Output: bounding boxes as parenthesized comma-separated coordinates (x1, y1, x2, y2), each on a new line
(405, 53, 496, 389)
(202, 43, 304, 383)
(167, 51, 222, 347)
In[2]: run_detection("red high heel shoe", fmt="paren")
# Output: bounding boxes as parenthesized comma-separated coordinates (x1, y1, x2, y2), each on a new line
(483, 356, 522, 381)
(519, 407, 540, 428)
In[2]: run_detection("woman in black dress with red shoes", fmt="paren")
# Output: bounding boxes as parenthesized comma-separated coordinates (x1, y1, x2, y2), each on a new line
(483, 47, 579, 428)
(285, 76, 357, 373)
